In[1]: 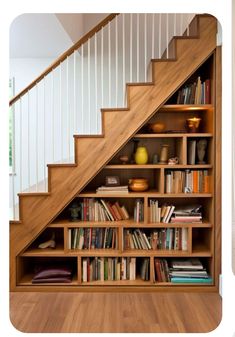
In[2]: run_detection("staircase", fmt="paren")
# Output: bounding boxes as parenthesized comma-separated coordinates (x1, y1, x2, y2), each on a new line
(10, 14, 217, 290)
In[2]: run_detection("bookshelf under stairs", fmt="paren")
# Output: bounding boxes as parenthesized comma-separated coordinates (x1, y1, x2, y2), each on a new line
(11, 15, 221, 292)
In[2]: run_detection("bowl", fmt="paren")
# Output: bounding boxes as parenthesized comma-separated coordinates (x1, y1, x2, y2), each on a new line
(148, 122, 165, 133)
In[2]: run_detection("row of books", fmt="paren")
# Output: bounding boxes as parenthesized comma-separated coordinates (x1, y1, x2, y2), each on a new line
(154, 258, 212, 283)
(79, 198, 130, 221)
(82, 257, 150, 282)
(165, 170, 210, 194)
(124, 228, 188, 251)
(149, 199, 174, 223)
(176, 77, 211, 104)
(68, 227, 118, 250)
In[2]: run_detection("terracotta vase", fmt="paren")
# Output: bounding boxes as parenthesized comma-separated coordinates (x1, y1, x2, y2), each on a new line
(128, 178, 149, 192)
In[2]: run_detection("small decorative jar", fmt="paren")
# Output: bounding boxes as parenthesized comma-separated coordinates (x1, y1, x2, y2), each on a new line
(159, 144, 169, 164)
(128, 178, 149, 192)
(135, 146, 148, 165)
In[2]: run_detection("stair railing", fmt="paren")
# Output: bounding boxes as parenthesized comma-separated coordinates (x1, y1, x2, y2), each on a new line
(9, 13, 196, 220)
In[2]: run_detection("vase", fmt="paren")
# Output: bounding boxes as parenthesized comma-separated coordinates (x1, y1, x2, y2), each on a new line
(135, 146, 148, 165)
(159, 144, 169, 164)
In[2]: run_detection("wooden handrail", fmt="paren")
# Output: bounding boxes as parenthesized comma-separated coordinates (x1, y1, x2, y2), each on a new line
(9, 13, 119, 106)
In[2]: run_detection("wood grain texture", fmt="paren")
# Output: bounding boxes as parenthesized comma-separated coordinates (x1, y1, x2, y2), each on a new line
(10, 15, 218, 291)
(10, 292, 222, 333)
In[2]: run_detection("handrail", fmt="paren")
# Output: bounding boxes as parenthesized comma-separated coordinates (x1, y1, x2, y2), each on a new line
(9, 13, 119, 106)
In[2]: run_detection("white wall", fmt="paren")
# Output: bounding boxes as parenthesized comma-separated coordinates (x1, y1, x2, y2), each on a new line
(10, 58, 55, 95)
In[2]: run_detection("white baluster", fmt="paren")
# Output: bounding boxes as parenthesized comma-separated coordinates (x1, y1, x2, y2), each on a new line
(28, 92, 30, 191)
(51, 70, 55, 163)
(130, 13, 133, 82)
(44, 78, 46, 190)
(81, 44, 84, 132)
(67, 56, 70, 160)
(159, 14, 162, 58)
(74, 52, 76, 137)
(152, 14, 155, 59)
(174, 13, 177, 36)
(115, 16, 118, 107)
(122, 14, 126, 105)
(180, 13, 183, 35)
(88, 39, 91, 133)
(101, 27, 104, 108)
(94, 34, 98, 133)
(137, 13, 139, 82)
(166, 13, 169, 59)
(59, 64, 62, 162)
(144, 13, 147, 81)
(187, 14, 190, 36)
(108, 22, 111, 107)
(36, 83, 38, 191)
(19, 98, 22, 192)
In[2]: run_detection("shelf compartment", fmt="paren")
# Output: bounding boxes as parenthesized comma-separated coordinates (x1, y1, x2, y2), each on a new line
(81, 256, 150, 283)
(153, 257, 213, 285)
(17, 257, 78, 286)
(68, 227, 118, 250)
(22, 227, 64, 256)
(84, 168, 161, 192)
(123, 227, 189, 252)
(187, 137, 213, 165)
(192, 228, 213, 256)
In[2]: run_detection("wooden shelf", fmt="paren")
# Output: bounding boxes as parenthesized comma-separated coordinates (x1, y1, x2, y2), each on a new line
(22, 244, 65, 256)
(158, 104, 214, 111)
(134, 133, 213, 138)
(67, 249, 120, 257)
(49, 219, 145, 228)
(105, 164, 213, 169)
(81, 278, 152, 286)
(18, 274, 78, 286)
(78, 191, 213, 198)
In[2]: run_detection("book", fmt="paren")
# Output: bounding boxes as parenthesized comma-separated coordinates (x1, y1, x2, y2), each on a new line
(188, 140, 196, 165)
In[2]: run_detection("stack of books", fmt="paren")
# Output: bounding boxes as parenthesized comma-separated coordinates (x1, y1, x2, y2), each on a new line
(169, 258, 213, 283)
(154, 258, 212, 283)
(96, 185, 129, 194)
(68, 227, 118, 250)
(170, 205, 202, 223)
(176, 77, 211, 104)
(134, 199, 144, 223)
(140, 258, 150, 281)
(82, 257, 136, 282)
(149, 200, 175, 223)
(80, 198, 130, 221)
(165, 169, 210, 194)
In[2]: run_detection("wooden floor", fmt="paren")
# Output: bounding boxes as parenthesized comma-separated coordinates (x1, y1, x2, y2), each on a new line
(10, 292, 222, 333)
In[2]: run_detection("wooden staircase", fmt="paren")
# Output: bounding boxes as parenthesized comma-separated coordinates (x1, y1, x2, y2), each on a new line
(10, 15, 217, 290)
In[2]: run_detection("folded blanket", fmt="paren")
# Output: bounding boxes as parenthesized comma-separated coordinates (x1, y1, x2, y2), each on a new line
(33, 265, 72, 280)
(32, 276, 72, 284)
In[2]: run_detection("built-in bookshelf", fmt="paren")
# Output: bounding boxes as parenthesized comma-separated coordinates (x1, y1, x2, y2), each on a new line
(16, 53, 219, 291)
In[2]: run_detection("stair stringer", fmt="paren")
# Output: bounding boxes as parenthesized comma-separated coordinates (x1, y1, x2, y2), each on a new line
(10, 15, 217, 290)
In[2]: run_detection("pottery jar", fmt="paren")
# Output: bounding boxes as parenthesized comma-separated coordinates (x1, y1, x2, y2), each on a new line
(128, 178, 149, 192)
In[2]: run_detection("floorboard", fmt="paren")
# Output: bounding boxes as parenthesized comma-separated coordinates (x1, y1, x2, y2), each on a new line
(10, 292, 222, 333)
